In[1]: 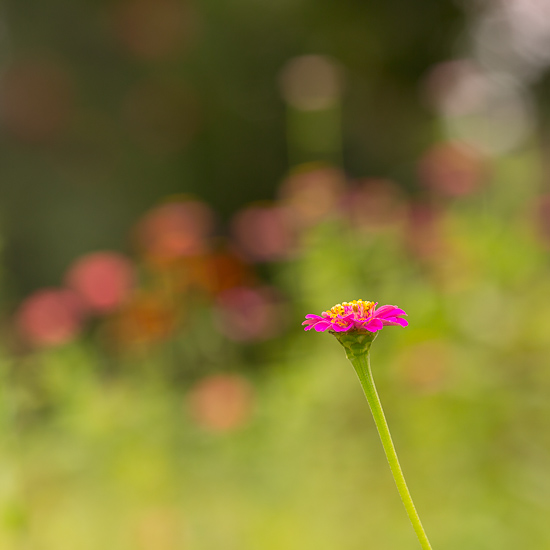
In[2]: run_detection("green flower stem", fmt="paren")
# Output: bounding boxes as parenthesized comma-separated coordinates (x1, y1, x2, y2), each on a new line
(347, 350, 433, 549)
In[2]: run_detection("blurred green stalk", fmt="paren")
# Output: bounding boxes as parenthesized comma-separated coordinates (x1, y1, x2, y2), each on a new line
(338, 334, 433, 549)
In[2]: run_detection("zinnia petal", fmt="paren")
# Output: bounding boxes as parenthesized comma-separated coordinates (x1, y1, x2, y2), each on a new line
(373, 305, 407, 319)
(302, 299, 408, 334)
(364, 318, 384, 332)
(313, 321, 332, 332)
(382, 317, 409, 327)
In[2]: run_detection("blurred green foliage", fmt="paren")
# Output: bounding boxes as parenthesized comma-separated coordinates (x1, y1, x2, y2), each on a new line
(4, 145, 550, 548)
(0, 0, 462, 292)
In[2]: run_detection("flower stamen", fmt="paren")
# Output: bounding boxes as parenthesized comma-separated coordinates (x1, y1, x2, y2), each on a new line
(325, 299, 375, 320)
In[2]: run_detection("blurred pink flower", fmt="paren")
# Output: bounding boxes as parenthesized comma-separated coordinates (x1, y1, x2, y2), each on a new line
(535, 194, 550, 246)
(135, 199, 215, 261)
(231, 204, 294, 262)
(343, 178, 405, 230)
(418, 142, 486, 197)
(65, 251, 135, 314)
(109, 0, 196, 61)
(404, 203, 445, 259)
(188, 374, 255, 432)
(278, 164, 345, 228)
(422, 59, 478, 116)
(214, 286, 285, 341)
(15, 288, 84, 347)
(303, 299, 407, 333)
(0, 59, 74, 143)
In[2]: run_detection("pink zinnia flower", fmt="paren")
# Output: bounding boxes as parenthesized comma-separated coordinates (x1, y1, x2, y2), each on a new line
(302, 299, 408, 333)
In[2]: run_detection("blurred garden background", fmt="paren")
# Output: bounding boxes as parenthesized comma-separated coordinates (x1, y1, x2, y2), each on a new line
(1, 0, 550, 548)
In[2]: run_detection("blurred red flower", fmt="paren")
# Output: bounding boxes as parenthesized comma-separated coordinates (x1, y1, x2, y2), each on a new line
(214, 286, 285, 342)
(231, 204, 294, 262)
(15, 288, 84, 347)
(65, 251, 135, 314)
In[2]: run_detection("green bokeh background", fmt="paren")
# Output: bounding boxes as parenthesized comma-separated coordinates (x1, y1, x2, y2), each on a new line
(1, 1, 550, 549)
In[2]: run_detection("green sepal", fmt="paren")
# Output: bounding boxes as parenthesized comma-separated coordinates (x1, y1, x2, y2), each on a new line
(330, 330, 377, 359)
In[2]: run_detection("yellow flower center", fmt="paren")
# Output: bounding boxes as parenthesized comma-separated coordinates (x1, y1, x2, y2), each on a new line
(325, 299, 375, 320)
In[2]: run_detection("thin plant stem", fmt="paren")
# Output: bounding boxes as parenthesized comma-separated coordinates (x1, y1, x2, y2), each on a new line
(348, 352, 433, 550)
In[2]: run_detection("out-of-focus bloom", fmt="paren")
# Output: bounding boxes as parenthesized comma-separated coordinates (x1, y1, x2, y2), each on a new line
(106, 293, 175, 349)
(109, 0, 196, 61)
(343, 178, 405, 231)
(188, 374, 255, 432)
(534, 194, 550, 247)
(214, 286, 286, 342)
(231, 203, 295, 262)
(418, 142, 486, 197)
(148, 248, 255, 298)
(278, 164, 345, 228)
(122, 77, 200, 155)
(395, 340, 451, 395)
(422, 59, 479, 117)
(65, 251, 135, 314)
(423, 59, 533, 155)
(135, 198, 215, 262)
(404, 203, 445, 259)
(279, 55, 343, 111)
(133, 507, 182, 550)
(0, 59, 74, 143)
(201, 249, 256, 294)
(302, 299, 407, 333)
(15, 288, 84, 347)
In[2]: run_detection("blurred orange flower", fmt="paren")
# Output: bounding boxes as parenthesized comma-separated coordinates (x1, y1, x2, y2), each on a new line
(279, 164, 345, 229)
(394, 340, 452, 394)
(122, 78, 200, 155)
(187, 374, 255, 432)
(109, 0, 196, 61)
(133, 507, 183, 550)
(106, 293, 176, 349)
(135, 198, 215, 263)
